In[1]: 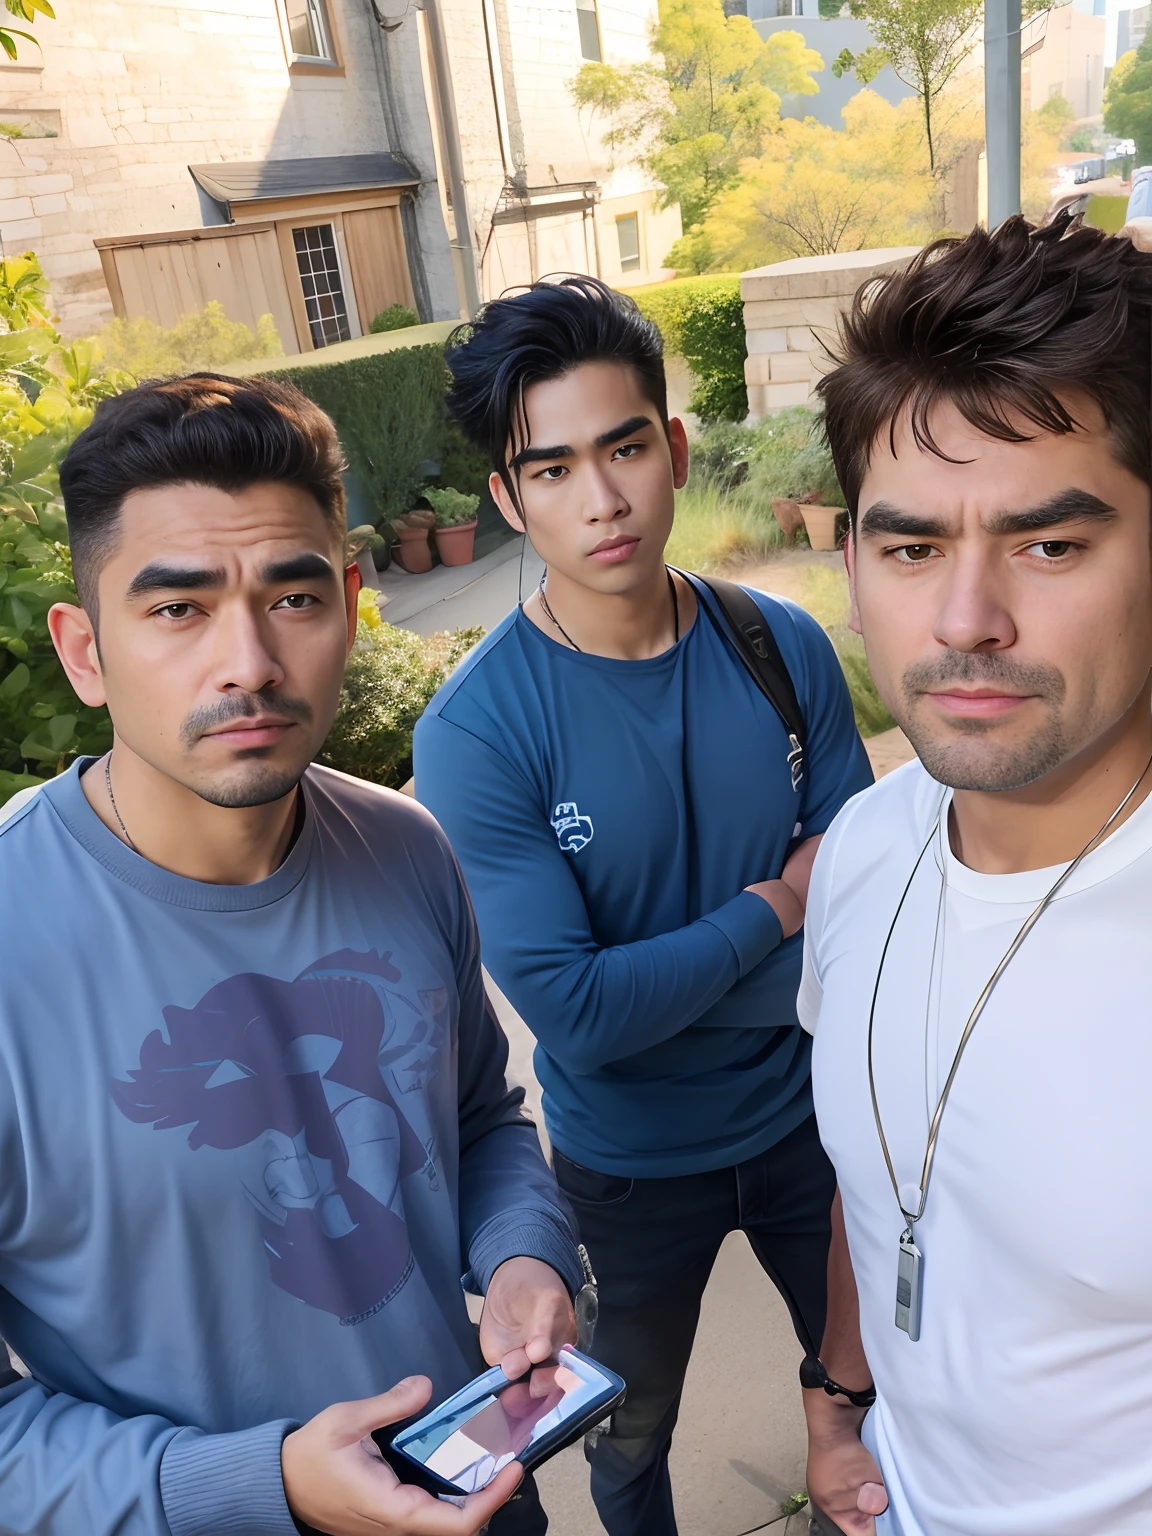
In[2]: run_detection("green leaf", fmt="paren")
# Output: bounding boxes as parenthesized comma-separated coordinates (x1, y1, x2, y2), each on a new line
(0, 24, 39, 56)
(47, 711, 75, 750)
(18, 732, 59, 763)
(6, 594, 30, 633)
(831, 47, 856, 78)
(0, 659, 28, 697)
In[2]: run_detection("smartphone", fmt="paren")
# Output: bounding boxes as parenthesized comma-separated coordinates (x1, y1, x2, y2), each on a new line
(383, 1346, 626, 1497)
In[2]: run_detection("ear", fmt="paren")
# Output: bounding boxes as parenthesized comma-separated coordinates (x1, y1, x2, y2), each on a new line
(48, 602, 106, 707)
(843, 522, 862, 636)
(490, 470, 525, 534)
(667, 418, 690, 491)
(344, 562, 362, 654)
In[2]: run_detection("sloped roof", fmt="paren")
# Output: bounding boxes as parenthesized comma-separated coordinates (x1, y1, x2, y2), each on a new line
(189, 153, 419, 218)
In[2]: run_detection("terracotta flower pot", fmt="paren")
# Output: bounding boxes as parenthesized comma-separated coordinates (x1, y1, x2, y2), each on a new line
(393, 522, 433, 573)
(800, 504, 845, 552)
(771, 497, 805, 544)
(434, 519, 478, 567)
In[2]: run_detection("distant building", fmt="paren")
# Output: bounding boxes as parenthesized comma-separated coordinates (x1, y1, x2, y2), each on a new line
(1117, 3, 1150, 58)
(1023, 5, 1106, 118)
(438, 0, 682, 302)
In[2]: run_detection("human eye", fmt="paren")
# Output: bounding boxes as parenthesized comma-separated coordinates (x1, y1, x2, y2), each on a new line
(888, 544, 939, 565)
(272, 592, 320, 610)
(1021, 538, 1079, 562)
(152, 601, 201, 621)
(534, 464, 568, 481)
(613, 442, 644, 460)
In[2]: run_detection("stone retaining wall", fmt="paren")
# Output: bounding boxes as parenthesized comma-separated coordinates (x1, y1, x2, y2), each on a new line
(742, 247, 922, 418)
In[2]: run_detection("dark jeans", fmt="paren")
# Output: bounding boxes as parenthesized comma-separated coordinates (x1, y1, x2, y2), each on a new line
(487, 1472, 547, 1535)
(552, 1113, 836, 1536)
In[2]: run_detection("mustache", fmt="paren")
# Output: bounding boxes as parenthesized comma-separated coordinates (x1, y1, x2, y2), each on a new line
(180, 691, 314, 747)
(903, 651, 1066, 702)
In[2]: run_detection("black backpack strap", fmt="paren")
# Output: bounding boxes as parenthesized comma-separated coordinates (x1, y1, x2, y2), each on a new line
(693, 573, 806, 792)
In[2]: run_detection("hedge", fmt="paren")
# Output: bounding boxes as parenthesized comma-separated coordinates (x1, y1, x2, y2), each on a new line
(630, 275, 748, 424)
(259, 343, 489, 527)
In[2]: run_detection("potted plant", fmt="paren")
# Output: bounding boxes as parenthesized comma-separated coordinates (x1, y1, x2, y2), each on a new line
(795, 492, 845, 552)
(390, 508, 436, 574)
(422, 486, 481, 567)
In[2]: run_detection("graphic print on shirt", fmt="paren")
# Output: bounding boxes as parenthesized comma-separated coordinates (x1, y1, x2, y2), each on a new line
(551, 802, 594, 854)
(111, 948, 446, 1325)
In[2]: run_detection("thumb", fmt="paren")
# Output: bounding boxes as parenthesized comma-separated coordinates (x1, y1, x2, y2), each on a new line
(858, 1480, 889, 1517)
(326, 1376, 433, 1446)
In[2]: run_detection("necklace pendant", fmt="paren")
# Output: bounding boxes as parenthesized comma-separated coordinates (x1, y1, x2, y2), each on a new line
(895, 1227, 923, 1341)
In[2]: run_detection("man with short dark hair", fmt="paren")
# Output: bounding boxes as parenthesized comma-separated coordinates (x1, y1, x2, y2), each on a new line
(414, 278, 873, 1536)
(800, 216, 1152, 1535)
(0, 373, 581, 1536)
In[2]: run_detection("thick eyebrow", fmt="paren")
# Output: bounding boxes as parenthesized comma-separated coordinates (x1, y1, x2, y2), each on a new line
(594, 414, 654, 449)
(985, 489, 1118, 534)
(126, 563, 225, 598)
(508, 414, 656, 471)
(260, 553, 337, 584)
(858, 488, 1119, 542)
(857, 502, 949, 539)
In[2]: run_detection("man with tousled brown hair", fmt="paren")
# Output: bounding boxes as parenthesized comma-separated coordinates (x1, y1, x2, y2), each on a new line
(797, 214, 1152, 1535)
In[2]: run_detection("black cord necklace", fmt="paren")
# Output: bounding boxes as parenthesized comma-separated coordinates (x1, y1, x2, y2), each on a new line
(537, 566, 680, 654)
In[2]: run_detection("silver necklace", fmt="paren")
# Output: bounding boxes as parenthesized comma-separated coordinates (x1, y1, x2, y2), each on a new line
(868, 749, 1152, 1341)
(103, 753, 138, 853)
(536, 567, 680, 654)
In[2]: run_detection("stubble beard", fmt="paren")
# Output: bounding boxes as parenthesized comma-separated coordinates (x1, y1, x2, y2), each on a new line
(898, 651, 1069, 792)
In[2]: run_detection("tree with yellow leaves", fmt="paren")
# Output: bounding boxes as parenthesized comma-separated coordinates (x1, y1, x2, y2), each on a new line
(675, 92, 935, 270)
(572, 0, 822, 231)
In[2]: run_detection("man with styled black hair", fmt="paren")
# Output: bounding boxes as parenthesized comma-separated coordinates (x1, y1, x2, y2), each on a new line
(414, 277, 873, 1536)
(0, 372, 583, 1536)
(799, 214, 1152, 1536)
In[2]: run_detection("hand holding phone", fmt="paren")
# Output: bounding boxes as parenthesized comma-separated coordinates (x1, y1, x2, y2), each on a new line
(281, 1374, 522, 1535)
(386, 1346, 626, 1497)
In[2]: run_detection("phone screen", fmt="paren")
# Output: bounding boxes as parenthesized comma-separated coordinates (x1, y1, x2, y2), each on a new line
(393, 1348, 611, 1493)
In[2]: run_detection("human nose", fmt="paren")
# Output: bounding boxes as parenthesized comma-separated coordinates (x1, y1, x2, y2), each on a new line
(931, 546, 1017, 654)
(213, 602, 285, 694)
(582, 459, 629, 523)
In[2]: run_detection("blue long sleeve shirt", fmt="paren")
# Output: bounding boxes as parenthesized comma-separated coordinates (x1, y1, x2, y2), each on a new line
(414, 578, 873, 1177)
(0, 762, 580, 1536)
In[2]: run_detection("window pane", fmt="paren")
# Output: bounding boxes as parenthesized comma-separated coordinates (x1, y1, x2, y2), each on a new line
(576, 1, 601, 60)
(284, 0, 332, 59)
(616, 214, 640, 272)
(292, 224, 351, 348)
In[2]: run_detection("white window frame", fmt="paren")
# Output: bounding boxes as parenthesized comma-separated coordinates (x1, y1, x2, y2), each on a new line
(281, 0, 337, 66)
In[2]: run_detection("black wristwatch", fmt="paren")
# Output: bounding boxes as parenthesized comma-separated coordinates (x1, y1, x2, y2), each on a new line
(799, 1353, 876, 1409)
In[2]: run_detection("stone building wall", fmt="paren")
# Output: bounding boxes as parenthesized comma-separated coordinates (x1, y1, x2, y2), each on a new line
(742, 247, 921, 418)
(0, 0, 453, 335)
(439, 0, 681, 298)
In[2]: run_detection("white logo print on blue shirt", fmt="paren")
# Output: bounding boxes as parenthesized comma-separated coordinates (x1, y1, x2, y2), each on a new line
(551, 802, 594, 854)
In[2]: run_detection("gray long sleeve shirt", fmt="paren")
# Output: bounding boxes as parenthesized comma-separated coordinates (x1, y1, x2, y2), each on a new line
(0, 761, 580, 1536)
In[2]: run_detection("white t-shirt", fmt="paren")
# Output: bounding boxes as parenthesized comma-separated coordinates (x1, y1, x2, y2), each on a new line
(800, 760, 1152, 1536)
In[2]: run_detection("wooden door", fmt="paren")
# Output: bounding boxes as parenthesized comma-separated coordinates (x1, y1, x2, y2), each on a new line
(341, 204, 415, 329)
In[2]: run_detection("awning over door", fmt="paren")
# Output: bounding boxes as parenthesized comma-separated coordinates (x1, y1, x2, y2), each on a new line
(189, 153, 420, 222)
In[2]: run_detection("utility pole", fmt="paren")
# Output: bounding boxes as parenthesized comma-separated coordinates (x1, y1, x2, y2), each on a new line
(422, 0, 482, 317)
(984, 0, 1022, 227)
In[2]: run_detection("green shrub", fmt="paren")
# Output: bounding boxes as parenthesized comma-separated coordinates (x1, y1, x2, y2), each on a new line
(692, 408, 845, 509)
(629, 274, 741, 354)
(261, 345, 489, 526)
(319, 593, 481, 787)
(420, 485, 479, 527)
(630, 275, 747, 425)
(0, 504, 113, 802)
(679, 284, 748, 424)
(94, 301, 282, 379)
(369, 304, 420, 334)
